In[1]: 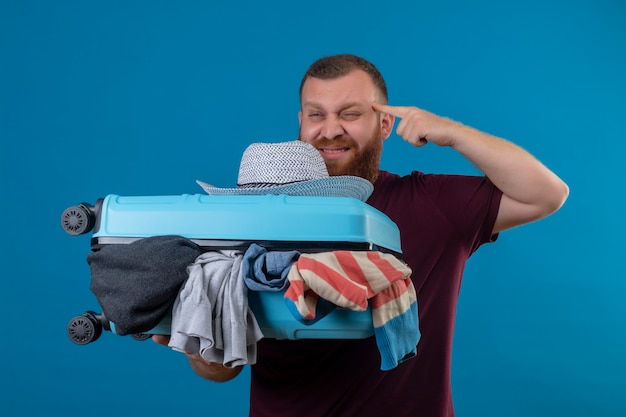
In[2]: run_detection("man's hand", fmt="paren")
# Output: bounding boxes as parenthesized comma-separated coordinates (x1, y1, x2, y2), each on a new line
(372, 103, 462, 148)
(152, 335, 243, 382)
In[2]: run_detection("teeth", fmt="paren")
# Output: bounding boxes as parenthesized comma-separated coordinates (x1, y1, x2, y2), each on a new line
(322, 148, 346, 153)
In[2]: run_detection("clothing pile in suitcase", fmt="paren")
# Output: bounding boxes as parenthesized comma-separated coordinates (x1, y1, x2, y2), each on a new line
(62, 141, 421, 370)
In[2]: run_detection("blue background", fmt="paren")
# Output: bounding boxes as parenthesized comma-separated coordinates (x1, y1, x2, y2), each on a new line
(1, 1, 624, 415)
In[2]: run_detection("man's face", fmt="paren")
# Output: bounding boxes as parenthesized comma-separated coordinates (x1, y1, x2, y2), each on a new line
(298, 70, 393, 183)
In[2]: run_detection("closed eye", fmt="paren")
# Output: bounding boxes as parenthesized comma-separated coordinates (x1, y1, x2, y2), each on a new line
(341, 112, 362, 121)
(307, 112, 324, 121)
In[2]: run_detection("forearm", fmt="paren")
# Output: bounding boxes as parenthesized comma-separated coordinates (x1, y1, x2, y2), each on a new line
(152, 335, 243, 382)
(188, 356, 244, 382)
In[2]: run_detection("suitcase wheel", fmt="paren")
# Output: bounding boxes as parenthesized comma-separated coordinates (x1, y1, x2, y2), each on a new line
(67, 311, 103, 345)
(130, 333, 152, 341)
(61, 203, 95, 235)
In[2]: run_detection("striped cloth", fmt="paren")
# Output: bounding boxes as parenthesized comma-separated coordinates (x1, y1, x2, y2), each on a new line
(284, 251, 420, 370)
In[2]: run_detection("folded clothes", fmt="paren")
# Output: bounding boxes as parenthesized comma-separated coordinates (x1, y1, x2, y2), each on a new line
(168, 250, 264, 367)
(284, 250, 420, 371)
(241, 243, 300, 292)
(87, 235, 202, 335)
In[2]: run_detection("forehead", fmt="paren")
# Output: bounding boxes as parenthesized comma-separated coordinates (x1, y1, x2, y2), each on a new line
(301, 70, 378, 108)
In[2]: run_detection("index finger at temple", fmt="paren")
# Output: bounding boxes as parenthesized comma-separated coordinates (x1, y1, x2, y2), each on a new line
(372, 103, 410, 118)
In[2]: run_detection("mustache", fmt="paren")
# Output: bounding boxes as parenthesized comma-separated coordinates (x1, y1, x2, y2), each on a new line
(307, 136, 355, 148)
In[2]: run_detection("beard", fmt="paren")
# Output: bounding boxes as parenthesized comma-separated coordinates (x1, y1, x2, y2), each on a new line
(299, 125, 383, 184)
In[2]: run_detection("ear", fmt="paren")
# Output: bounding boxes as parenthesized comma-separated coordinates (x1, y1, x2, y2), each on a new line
(298, 111, 303, 126)
(380, 113, 394, 140)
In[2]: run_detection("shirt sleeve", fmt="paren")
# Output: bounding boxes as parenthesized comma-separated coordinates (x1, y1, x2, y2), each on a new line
(410, 172, 503, 254)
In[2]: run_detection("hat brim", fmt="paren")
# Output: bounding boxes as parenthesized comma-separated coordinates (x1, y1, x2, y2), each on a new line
(196, 177, 373, 201)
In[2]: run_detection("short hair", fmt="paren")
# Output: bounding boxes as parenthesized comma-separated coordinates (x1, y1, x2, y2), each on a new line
(299, 54, 388, 103)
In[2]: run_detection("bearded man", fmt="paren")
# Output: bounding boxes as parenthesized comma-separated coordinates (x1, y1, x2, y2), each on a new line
(155, 54, 568, 417)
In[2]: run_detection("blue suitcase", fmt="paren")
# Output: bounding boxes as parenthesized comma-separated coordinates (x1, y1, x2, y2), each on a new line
(62, 193, 403, 345)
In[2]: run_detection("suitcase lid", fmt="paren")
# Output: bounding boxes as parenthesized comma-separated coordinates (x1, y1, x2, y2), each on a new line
(91, 194, 402, 254)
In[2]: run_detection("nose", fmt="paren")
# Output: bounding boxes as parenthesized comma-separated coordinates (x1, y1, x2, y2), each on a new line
(320, 115, 345, 139)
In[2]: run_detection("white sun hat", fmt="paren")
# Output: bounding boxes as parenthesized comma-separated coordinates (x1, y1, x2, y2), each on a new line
(196, 141, 373, 201)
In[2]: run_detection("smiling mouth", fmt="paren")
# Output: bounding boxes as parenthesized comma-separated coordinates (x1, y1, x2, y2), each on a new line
(320, 147, 348, 154)
(318, 147, 350, 161)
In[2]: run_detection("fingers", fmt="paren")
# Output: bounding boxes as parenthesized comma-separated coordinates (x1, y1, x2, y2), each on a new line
(372, 102, 413, 118)
(152, 334, 170, 346)
(373, 102, 432, 147)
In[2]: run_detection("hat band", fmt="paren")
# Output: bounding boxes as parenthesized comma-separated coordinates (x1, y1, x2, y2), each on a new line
(237, 180, 309, 189)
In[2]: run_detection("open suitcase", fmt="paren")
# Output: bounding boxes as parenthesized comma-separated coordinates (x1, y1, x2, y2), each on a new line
(62, 193, 403, 345)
